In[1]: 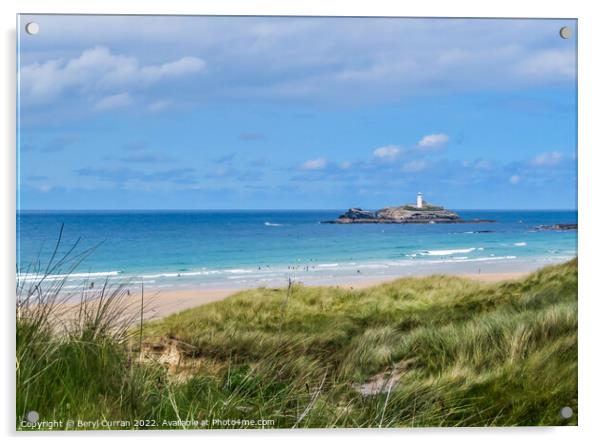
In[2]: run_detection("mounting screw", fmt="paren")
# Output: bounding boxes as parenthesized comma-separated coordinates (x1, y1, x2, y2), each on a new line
(25, 410, 39, 423)
(25, 22, 39, 35)
(560, 406, 573, 419)
(559, 26, 572, 39)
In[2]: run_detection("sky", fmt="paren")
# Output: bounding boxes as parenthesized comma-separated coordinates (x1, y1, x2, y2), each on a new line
(17, 15, 577, 210)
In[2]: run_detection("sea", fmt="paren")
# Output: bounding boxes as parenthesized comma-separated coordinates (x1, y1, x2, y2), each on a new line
(16, 210, 577, 292)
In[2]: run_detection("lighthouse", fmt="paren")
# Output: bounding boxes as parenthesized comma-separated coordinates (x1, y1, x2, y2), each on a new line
(416, 192, 423, 209)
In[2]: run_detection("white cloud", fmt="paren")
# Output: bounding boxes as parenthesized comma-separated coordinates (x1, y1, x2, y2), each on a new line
(139, 57, 204, 83)
(18, 17, 576, 107)
(94, 92, 133, 111)
(339, 161, 352, 169)
(509, 174, 521, 184)
(418, 134, 449, 150)
(532, 151, 563, 166)
(515, 49, 575, 80)
(301, 158, 327, 170)
(20, 46, 206, 102)
(148, 100, 169, 112)
(373, 145, 402, 160)
(401, 160, 429, 172)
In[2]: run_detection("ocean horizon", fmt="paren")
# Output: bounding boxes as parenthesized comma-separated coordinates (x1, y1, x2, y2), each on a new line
(17, 209, 577, 291)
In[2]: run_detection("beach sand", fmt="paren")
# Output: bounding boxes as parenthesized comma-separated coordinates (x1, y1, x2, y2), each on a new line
(47, 269, 532, 326)
(135, 270, 530, 320)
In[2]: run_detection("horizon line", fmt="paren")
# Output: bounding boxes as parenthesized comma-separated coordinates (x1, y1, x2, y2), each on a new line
(17, 208, 578, 212)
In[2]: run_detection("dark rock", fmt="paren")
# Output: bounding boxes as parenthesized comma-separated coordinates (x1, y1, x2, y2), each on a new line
(376, 205, 459, 222)
(339, 208, 376, 220)
(322, 202, 495, 224)
(535, 223, 577, 231)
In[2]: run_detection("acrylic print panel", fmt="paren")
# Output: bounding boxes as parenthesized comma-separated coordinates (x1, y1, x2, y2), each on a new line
(16, 15, 577, 430)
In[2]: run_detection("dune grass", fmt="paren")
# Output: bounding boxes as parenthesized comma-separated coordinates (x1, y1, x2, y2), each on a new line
(17, 258, 577, 429)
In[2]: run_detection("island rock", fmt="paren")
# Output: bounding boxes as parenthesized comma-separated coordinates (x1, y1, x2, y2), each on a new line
(322, 194, 494, 224)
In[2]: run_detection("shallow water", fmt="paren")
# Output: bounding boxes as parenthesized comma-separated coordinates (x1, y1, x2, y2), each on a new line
(17, 209, 577, 290)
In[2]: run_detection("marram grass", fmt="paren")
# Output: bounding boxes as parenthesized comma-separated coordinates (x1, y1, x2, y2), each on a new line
(17, 258, 577, 429)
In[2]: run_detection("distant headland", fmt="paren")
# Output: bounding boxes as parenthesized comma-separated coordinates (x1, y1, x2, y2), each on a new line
(322, 193, 495, 224)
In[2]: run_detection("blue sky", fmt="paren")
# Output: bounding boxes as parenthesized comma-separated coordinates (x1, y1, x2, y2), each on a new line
(17, 15, 577, 210)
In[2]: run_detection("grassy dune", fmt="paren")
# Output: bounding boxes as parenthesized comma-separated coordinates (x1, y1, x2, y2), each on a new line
(17, 259, 577, 429)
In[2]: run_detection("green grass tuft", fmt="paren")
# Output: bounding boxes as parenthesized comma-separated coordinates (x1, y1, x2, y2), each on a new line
(17, 258, 577, 429)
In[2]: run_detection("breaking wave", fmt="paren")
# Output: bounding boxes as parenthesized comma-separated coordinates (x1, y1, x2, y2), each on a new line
(422, 248, 477, 256)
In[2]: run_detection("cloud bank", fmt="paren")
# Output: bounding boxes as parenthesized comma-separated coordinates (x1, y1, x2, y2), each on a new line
(20, 46, 205, 103)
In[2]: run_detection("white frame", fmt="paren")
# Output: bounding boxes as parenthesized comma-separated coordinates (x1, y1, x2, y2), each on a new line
(2, 1, 600, 443)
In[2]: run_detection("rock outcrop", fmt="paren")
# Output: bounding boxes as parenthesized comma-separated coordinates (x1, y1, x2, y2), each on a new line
(376, 205, 459, 222)
(323, 203, 494, 224)
(534, 223, 577, 231)
(338, 208, 376, 220)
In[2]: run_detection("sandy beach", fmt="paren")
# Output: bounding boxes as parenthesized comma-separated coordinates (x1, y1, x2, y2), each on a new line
(44, 259, 551, 326)
(136, 270, 530, 320)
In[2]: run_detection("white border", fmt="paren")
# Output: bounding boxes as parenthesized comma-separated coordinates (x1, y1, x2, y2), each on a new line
(2, 0, 601, 443)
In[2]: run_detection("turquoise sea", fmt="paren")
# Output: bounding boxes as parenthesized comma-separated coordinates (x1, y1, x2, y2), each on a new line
(17, 210, 577, 291)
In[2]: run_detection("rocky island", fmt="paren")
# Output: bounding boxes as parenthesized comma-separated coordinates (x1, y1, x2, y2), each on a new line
(534, 223, 577, 231)
(322, 193, 495, 224)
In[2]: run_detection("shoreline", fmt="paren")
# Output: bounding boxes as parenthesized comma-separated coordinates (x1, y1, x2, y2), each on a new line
(139, 268, 534, 321)
(41, 254, 574, 292)
(35, 256, 574, 322)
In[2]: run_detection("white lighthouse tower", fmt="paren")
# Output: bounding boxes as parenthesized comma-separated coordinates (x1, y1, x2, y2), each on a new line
(416, 192, 423, 209)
